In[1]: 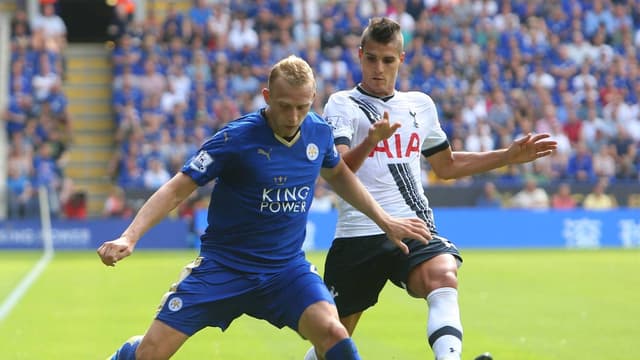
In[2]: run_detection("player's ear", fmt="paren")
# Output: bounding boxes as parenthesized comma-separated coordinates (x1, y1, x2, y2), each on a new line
(262, 87, 270, 103)
(400, 51, 406, 63)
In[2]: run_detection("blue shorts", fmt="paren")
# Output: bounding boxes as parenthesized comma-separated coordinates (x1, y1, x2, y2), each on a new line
(155, 254, 334, 336)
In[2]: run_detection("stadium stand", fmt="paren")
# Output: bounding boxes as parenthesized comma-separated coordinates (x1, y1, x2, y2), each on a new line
(4, 0, 640, 219)
(62, 44, 114, 215)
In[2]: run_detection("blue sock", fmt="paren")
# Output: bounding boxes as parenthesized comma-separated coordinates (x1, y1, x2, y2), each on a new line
(325, 338, 360, 360)
(109, 335, 142, 360)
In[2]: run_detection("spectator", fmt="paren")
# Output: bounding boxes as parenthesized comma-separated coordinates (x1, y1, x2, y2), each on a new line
(616, 142, 640, 181)
(10, 8, 32, 42)
(485, 89, 514, 142)
(293, 11, 322, 48)
(103, 185, 133, 218)
(207, 2, 230, 41)
(227, 12, 259, 53)
(551, 182, 577, 210)
(31, 3, 66, 50)
(61, 181, 87, 220)
(32, 55, 60, 102)
(167, 62, 191, 102)
(6, 166, 37, 219)
(188, 0, 212, 34)
(527, 62, 556, 90)
(566, 30, 596, 66)
(592, 143, 617, 180)
(566, 142, 595, 182)
(319, 16, 344, 54)
(138, 59, 167, 98)
(107, 2, 133, 42)
(583, 178, 618, 210)
(143, 157, 171, 190)
(510, 178, 550, 209)
(584, 0, 614, 38)
(475, 181, 503, 208)
(230, 63, 260, 97)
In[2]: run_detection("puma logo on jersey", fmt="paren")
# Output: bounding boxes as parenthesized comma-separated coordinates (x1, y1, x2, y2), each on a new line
(257, 148, 272, 160)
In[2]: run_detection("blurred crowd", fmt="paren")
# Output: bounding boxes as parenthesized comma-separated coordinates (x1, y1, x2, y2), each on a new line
(5, 2, 75, 219)
(5, 0, 640, 219)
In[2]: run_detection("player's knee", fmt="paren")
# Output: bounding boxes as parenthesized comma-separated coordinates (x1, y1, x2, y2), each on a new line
(435, 267, 458, 288)
(410, 262, 459, 297)
(327, 318, 350, 341)
(316, 319, 350, 354)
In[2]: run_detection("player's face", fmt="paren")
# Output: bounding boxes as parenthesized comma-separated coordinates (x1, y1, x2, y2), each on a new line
(263, 76, 315, 138)
(359, 38, 405, 97)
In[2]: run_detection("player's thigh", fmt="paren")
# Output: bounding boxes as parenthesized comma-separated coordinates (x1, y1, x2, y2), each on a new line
(391, 235, 462, 297)
(247, 257, 334, 332)
(136, 319, 188, 360)
(155, 255, 255, 335)
(324, 235, 395, 317)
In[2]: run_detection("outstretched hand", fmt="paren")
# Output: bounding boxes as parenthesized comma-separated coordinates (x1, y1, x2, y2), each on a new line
(506, 133, 557, 164)
(382, 217, 432, 255)
(97, 236, 135, 266)
(366, 111, 402, 146)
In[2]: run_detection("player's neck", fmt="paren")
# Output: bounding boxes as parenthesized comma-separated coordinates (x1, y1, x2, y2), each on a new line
(261, 107, 300, 141)
(356, 84, 395, 101)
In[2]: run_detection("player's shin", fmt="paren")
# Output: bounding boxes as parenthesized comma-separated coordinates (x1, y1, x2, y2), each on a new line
(426, 287, 463, 360)
(108, 335, 143, 360)
(325, 338, 360, 360)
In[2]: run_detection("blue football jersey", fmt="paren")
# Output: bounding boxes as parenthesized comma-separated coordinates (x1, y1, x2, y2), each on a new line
(181, 110, 340, 272)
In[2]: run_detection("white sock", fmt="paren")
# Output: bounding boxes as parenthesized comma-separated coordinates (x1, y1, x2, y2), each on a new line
(304, 346, 319, 360)
(426, 287, 463, 360)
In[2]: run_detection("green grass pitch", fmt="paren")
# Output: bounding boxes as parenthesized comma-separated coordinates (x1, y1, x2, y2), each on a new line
(0, 249, 638, 359)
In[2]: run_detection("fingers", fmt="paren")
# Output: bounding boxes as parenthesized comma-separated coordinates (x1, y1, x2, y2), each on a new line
(407, 218, 431, 241)
(530, 133, 551, 142)
(521, 133, 556, 147)
(536, 150, 554, 158)
(97, 242, 128, 267)
(393, 238, 409, 255)
(515, 133, 532, 144)
(378, 112, 401, 130)
(381, 111, 389, 123)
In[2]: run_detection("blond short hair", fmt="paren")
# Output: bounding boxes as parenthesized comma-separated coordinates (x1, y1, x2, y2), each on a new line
(268, 55, 316, 89)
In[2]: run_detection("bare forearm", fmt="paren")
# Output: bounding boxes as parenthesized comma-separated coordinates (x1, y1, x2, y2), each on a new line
(122, 174, 196, 244)
(437, 149, 509, 179)
(340, 139, 376, 172)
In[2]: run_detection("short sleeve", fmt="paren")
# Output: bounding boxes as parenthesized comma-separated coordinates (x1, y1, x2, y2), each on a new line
(323, 93, 356, 146)
(181, 129, 232, 186)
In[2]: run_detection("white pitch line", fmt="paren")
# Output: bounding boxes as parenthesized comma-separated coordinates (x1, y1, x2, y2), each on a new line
(0, 250, 53, 322)
(0, 187, 55, 322)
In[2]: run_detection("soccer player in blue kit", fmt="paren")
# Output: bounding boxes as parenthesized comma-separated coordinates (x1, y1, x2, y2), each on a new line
(97, 55, 430, 360)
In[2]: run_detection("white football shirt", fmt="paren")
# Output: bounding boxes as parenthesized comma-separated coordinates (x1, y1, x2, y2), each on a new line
(324, 85, 449, 237)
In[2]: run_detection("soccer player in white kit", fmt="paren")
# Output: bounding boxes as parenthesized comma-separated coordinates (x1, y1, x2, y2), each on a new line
(305, 17, 557, 360)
